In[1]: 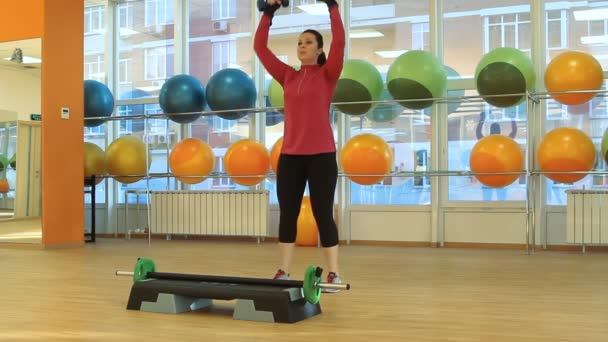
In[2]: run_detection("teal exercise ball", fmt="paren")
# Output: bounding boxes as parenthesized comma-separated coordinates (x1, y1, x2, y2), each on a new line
(475, 47, 535, 108)
(84, 80, 115, 127)
(386, 50, 447, 110)
(159, 74, 205, 124)
(366, 88, 399, 123)
(332, 59, 383, 115)
(207, 68, 257, 121)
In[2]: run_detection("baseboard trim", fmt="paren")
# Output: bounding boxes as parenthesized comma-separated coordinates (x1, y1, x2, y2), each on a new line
(91, 235, 608, 252)
(42, 241, 85, 249)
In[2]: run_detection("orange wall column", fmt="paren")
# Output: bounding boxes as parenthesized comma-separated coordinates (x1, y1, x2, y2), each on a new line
(41, 0, 84, 246)
(0, 1, 43, 41)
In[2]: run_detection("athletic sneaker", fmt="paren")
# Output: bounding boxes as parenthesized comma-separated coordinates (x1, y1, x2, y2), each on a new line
(273, 269, 290, 280)
(323, 272, 342, 293)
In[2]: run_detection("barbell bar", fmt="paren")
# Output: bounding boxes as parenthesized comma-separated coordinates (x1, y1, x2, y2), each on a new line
(115, 258, 350, 304)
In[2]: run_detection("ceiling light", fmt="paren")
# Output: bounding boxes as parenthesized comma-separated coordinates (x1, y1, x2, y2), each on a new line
(350, 29, 384, 38)
(374, 50, 408, 58)
(297, 4, 328, 16)
(3, 56, 41, 64)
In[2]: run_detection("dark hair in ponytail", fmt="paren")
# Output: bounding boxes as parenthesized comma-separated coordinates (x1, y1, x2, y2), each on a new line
(302, 29, 326, 66)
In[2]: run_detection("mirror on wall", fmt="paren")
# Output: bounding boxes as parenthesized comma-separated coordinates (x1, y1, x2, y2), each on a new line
(0, 38, 42, 245)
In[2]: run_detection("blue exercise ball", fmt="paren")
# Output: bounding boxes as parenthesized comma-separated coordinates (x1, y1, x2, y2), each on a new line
(206, 68, 257, 120)
(159, 74, 206, 124)
(84, 80, 114, 127)
(265, 97, 284, 126)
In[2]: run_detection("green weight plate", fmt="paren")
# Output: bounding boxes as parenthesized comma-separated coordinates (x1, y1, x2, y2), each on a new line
(303, 265, 322, 304)
(133, 258, 156, 282)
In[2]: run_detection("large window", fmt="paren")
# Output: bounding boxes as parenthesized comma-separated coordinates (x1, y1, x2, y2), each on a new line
(188, 0, 254, 192)
(114, 0, 177, 204)
(347, 1, 431, 206)
(84, 1, 608, 212)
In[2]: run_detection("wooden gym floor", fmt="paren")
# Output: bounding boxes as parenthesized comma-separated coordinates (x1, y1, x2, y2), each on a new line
(1, 239, 607, 341)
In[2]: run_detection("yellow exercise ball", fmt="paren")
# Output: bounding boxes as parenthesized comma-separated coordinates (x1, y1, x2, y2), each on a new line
(105, 136, 150, 184)
(84, 142, 106, 185)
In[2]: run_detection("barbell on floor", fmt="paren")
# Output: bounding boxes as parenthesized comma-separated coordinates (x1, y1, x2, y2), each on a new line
(115, 258, 350, 304)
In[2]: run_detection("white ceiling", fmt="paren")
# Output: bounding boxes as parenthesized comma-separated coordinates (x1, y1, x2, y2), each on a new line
(0, 38, 41, 60)
(0, 38, 41, 74)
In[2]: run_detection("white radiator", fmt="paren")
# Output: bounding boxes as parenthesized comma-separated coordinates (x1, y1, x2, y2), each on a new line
(149, 190, 269, 238)
(566, 190, 608, 245)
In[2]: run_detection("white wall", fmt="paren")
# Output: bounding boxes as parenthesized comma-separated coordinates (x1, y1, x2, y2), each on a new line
(0, 67, 41, 121)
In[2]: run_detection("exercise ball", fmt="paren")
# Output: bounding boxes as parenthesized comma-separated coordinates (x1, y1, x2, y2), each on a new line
(159, 74, 205, 124)
(469, 135, 524, 188)
(340, 133, 393, 185)
(169, 138, 215, 184)
(84, 80, 114, 127)
(265, 97, 284, 126)
(224, 139, 270, 186)
(537, 127, 595, 183)
(0, 155, 8, 172)
(296, 196, 318, 247)
(601, 128, 608, 165)
(9, 154, 15, 170)
(0, 179, 8, 193)
(366, 88, 399, 123)
(267, 65, 299, 113)
(566, 93, 602, 115)
(84, 142, 106, 185)
(545, 51, 603, 106)
(268, 78, 284, 111)
(207, 68, 257, 120)
(270, 137, 283, 174)
(475, 47, 535, 108)
(105, 136, 150, 184)
(386, 50, 447, 110)
(333, 59, 383, 115)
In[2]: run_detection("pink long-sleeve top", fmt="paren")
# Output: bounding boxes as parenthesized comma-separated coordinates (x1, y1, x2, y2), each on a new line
(254, 6, 345, 155)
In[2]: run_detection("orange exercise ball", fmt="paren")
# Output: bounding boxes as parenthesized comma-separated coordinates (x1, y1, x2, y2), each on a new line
(545, 51, 603, 105)
(270, 137, 283, 174)
(105, 136, 150, 184)
(0, 179, 9, 193)
(470, 135, 524, 188)
(340, 133, 393, 185)
(537, 127, 596, 184)
(84, 142, 106, 185)
(224, 139, 270, 186)
(296, 196, 318, 247)
(169, 138, 215, 184)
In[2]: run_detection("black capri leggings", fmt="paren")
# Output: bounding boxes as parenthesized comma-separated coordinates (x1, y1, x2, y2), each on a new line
(276, 152, 339, 247)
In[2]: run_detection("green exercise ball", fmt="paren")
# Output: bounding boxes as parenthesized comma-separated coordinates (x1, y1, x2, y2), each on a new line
(333, 59, 383, 115)
(601, 128, 608, 164)
(475, 47, 535, 108)
(0, 155, 8, 172)
(387, 50, 447, 110)
(267, 65, 300, 113)
(9, 154, 15, 170)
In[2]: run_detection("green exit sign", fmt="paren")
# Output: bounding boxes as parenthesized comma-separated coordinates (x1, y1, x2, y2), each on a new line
(30, 114, 41, 121)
